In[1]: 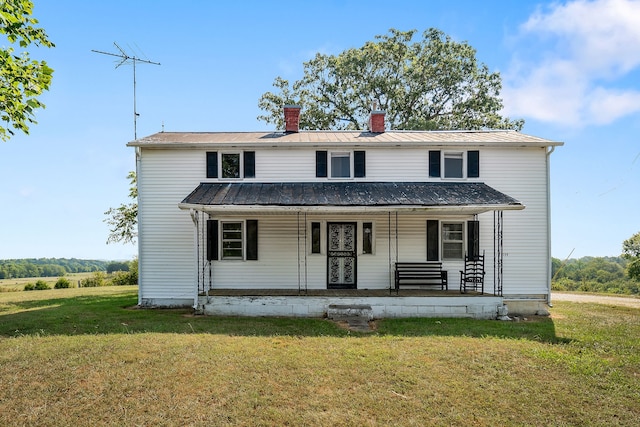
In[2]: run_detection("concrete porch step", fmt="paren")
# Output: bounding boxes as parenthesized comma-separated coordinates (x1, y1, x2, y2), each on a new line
(327, 304, 374, 332)
(327, 304, 374, 321)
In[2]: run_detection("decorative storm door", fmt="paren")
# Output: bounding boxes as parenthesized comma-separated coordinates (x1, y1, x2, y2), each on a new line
(327, 222, 357, 289)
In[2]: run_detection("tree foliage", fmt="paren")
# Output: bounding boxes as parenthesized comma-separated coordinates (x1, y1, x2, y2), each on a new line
(551, 256, 639, 295)
(104, 171, 138, 245)
(0, 258, 107, 279)
(258, 28, 523, 131)
(622, 231, 640, 281)
(0, 0, 54, 141)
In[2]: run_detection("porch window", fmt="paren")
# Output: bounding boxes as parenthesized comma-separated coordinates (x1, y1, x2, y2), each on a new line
(362, 222, 373, 254)
(442, 222, 464, 260)
(222, 222, 243, 259)
(311, 222, 321, 254)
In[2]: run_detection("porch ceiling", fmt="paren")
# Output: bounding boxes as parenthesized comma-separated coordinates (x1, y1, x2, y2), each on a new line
(178, 182, 524, 214)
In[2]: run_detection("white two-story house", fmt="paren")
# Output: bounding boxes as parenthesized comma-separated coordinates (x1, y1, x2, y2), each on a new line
(128, 106, 562, 318)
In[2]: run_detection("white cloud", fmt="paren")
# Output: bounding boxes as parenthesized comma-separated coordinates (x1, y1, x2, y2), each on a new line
(503, 0, 640, 127)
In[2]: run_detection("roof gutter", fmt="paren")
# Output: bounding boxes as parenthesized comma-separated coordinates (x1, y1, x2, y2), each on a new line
(177, 203, 525, 215)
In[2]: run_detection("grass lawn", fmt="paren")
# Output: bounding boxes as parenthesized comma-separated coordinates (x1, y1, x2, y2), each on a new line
(1, 287, 638, 426)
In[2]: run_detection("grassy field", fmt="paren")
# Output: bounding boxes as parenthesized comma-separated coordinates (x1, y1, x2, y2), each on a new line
(0, 272, 94, 292)
(1, 287, 638, 426)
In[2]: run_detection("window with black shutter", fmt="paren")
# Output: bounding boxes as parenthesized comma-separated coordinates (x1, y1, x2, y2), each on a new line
(316, 151, 328, 178)
(207, 220, 218, 260)
(244, 151, 255, 178)
(354, 151, 366, 178)
(246, 220, 258, 260)
(429, 151, 441, 178)
(206, 152, 218, 178)
(467, 151, 479, 178)
(467, 220, 479, 259)
(426, 220, 439, 261)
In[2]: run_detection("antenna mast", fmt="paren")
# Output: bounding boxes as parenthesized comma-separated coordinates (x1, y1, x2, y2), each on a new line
(92, 42, 160, 139)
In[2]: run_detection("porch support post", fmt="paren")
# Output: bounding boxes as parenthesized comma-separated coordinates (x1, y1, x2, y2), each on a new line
(189, 209, 200, 309)
(388, 212, 392, 291)
(493, 210, 504, 296)
(297, 212, 301, 294)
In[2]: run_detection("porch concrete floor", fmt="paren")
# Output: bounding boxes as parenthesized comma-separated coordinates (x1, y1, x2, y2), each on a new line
(205, 289, 490, 297)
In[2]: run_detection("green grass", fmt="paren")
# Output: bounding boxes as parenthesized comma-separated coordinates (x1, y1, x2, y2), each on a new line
(1, 287, 639, 426)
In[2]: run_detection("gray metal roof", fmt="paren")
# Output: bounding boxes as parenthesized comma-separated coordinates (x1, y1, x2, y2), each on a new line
(130, 130, 561, 148)
(179, 182, 524, 213)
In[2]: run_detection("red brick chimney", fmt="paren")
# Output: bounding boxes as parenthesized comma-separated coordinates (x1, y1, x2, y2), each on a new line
(369, 110, 385, 133)
(284, 105, 301, 133)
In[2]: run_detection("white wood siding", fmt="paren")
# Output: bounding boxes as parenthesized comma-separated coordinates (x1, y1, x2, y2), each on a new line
(137, 144, 551, 304)
(480, 147, 549, 296)
(137, 150, 204, 305)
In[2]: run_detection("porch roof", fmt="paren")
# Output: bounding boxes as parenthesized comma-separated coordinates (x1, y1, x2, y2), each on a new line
(179, 182, 524, 214)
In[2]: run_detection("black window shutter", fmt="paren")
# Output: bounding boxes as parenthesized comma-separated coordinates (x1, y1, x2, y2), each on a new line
(246, 220, 258, 260)
(426, 220, 439, 261)
(354, 150, 366, 178)
(207, 220, 218, 260)
(467, 220, 479, 259)
(243, 151, 255, 178)
(467, 151, 479, 178)
(429, 151, 441, 178)
(316, 151, 328, 178)
(206, 152, 218, 178)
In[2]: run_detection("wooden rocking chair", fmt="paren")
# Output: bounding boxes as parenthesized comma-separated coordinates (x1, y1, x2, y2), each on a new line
(460, 251, 485, 294)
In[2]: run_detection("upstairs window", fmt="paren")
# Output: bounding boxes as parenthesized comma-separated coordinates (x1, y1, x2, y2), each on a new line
(316, 150, 366, 179)
(331, 152, 350, 178)
(444, 152, 463, 178)
(428, 150, 479, 179)
(222, 153, 241, 179)
(206, 152, 255, 179)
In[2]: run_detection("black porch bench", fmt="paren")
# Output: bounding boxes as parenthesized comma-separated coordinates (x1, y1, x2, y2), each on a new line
(394, 262, 448, 293)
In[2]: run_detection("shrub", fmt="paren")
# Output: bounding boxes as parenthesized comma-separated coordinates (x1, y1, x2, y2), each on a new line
(80, 271, 107, 287)
(24, 279, 51, 291)
(34, 280, 50, 290)
(110, 270, 137, 286)
(54, 277, 71, 289)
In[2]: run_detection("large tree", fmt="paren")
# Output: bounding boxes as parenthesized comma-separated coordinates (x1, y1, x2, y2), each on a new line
(0, 0, 54, 141)
(622, 231, 640, 281)
(258, 28, 522, 131)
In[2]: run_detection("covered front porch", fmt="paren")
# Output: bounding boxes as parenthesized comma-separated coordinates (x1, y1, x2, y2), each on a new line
(180, 181, 522, 318)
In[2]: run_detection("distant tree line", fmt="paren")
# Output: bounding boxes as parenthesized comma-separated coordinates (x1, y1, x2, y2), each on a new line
(0, 258, 127, 279)
(552, 256, 639, 295)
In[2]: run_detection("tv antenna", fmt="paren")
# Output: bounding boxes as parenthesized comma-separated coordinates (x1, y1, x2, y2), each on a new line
(92, 42, 160, 139)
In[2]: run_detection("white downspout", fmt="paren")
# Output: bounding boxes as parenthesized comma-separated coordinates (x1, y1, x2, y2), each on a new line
(546, 146, 556, 307)
(189, 209, 200, 310)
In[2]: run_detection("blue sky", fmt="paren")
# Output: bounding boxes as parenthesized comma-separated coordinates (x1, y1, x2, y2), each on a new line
(1, 0, 639, 261)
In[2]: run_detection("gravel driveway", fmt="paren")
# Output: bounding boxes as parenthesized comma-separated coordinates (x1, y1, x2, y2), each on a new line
(551, 292, 640, 309)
